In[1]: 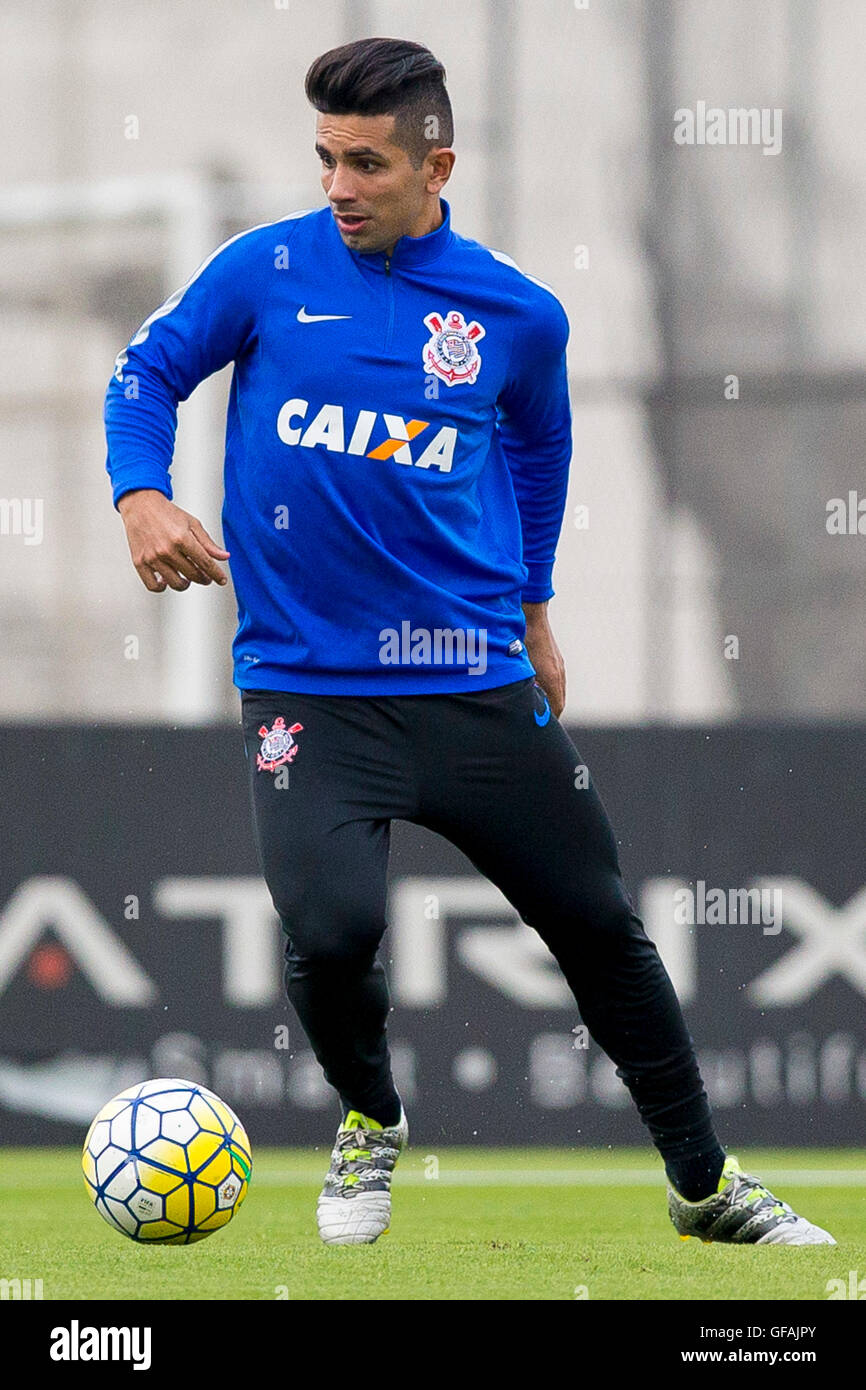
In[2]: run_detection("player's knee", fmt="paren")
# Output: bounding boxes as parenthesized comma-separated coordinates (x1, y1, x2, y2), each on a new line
(588, 899, 648, 953)
(277, 886, 385, 972)
(536, 877, 646, 951)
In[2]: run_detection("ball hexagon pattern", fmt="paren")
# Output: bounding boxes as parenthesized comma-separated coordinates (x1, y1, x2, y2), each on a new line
(82, 1078, 252, 1244)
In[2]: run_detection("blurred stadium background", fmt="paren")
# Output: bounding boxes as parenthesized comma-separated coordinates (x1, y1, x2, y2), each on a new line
(1, 0, 865, 1154)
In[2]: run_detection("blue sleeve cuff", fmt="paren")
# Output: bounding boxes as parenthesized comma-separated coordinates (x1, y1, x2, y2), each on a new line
(521, 560, 555, 604)
(110, 464, 173, 509)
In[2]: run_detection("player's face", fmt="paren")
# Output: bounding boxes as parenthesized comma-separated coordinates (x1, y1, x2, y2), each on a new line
(315, 112, 441, 255)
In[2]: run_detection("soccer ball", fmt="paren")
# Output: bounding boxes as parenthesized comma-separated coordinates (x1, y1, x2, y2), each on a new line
(82, 1077, 252, 1244)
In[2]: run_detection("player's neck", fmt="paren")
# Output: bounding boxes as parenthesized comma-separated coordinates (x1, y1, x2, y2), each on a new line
(385, 197, 444, 257)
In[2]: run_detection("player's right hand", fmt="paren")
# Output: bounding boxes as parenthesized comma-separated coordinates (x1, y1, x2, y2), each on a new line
(116, 488, 230, 593)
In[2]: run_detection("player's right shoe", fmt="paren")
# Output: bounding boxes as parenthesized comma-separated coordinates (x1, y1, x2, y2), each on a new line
(669, 1155, 836, 1245)
(316, 1107, 408, 1246)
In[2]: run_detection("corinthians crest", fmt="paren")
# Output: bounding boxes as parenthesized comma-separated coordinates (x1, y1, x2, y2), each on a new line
(422, 309, 486, 386)
(256, 716, 304, 772)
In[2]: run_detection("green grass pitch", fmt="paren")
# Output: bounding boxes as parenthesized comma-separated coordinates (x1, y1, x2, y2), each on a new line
(3, 1146, 864, 1301)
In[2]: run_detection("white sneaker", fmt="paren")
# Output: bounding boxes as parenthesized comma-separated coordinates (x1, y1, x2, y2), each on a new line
(316, 1107, 408, 1246)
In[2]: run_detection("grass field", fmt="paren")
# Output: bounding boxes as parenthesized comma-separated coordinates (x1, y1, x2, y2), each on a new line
(3, 1147, 865, 1301)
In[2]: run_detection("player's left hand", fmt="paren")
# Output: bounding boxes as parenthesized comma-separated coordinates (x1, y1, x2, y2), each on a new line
(522, 602, 566, 716)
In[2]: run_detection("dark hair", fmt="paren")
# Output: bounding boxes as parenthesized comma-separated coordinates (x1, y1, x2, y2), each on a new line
(305, 37, 453, 168)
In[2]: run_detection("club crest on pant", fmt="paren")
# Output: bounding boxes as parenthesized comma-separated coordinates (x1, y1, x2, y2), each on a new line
(256, 716, 304, 772)
(422, 309, 485, 386)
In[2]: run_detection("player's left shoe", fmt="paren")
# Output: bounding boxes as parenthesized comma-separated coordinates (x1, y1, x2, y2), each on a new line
(668, 1155, 836, 1245)
(316, 1107, 408, 1246)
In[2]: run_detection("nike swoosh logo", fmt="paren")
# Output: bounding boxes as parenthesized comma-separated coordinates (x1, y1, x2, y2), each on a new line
(533, 693, 551, 727)
(296, 306, 353, 323)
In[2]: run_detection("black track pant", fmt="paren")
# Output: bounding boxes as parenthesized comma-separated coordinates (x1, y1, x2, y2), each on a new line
(242, 677, 720, 1170)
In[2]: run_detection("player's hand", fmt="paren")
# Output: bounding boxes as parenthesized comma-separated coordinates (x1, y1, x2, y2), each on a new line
(522, 601, 566, 717)
(117, 489, 230, 593)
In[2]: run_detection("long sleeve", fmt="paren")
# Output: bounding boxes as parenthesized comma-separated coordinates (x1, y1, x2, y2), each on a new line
(495, 292, 572, 602)
(103, 226, 270, 508)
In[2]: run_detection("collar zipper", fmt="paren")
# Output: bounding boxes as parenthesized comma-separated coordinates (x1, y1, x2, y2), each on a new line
(383, 255, 395, 351)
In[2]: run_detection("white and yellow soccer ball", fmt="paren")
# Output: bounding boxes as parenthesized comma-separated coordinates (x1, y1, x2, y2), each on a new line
(82, 1078, 252, 1244)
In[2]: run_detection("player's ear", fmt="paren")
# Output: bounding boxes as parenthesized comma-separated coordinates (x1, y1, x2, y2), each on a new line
(426, 147, 455, 194)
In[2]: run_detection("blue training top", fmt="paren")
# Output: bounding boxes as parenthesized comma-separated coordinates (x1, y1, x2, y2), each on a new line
(104, 197, 573, 693)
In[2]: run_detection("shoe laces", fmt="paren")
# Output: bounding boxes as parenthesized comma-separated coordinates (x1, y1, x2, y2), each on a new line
(724, 1166, 791, 1221)
(326, 1124, 398, 1191)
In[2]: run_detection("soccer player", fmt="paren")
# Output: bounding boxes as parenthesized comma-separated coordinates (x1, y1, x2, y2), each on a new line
(105, 37, 833, 1248)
